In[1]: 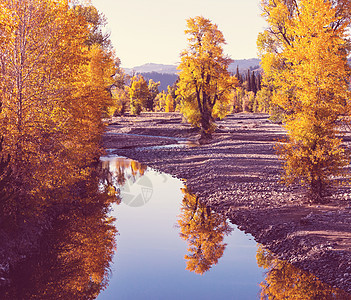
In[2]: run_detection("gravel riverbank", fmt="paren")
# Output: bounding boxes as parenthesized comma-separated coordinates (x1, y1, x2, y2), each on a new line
(103, 112, 351, 295)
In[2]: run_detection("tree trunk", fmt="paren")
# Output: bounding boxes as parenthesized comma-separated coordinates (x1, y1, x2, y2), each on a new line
(310, 177, 324, 203)
(200, 109, 212, 141)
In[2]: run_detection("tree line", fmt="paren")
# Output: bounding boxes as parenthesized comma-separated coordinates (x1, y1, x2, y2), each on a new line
(0, 0, 121, 208)
(0, 0, 120, 295)
(109, 3, 351, 201)
(109, 65, 265, 128)
(172, 1, 351, 202)
(1, 0, 350, 251)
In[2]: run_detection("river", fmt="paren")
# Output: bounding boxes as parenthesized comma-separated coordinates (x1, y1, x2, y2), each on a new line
(97, 155, 349, 299)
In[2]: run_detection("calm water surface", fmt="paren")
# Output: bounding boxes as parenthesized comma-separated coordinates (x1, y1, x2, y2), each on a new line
(1, 154, 348, 298)
(98, 156, 264, 300)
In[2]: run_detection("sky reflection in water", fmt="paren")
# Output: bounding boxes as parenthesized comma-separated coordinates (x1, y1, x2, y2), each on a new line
(98, 156, 351, 299)
(98, 156, 264, 300)
(1, 154, 348, 298)
(1, 154, 347, 298)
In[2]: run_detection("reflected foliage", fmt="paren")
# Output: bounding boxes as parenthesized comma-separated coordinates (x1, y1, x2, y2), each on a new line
(0, 1, 121, 298)
(0, 0, 120, 216)
(177, 187, 232, 274)
(101, 157, 147, 187)
(0, 161, 119, 299)
(257, 246, 351, 299)
(0, 138, 12, 204)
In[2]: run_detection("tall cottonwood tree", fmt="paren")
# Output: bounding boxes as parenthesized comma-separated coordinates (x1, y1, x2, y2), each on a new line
(73, 1, 121, 100)
(177, 16, 237, 139)
(0, 0, 83, 191)
(259, 0, 351, 201)
(147, 79, 160, 111)
(128, 75, 150, 115)
(0, 0, 118, 204)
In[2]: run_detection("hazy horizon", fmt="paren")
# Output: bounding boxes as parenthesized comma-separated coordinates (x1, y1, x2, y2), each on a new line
(90, 0, 266, 68)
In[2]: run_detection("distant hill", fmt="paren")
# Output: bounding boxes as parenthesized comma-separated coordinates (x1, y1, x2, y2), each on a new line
(125, 59, 261, 75)
(229, 58, 261, 73)
(124, 63, 178, 75)
(124, 58, 261, 91)
(140, 72, 178, 92)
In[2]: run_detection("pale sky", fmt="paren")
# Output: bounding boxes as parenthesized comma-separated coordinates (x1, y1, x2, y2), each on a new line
(90, 0, 266, 68)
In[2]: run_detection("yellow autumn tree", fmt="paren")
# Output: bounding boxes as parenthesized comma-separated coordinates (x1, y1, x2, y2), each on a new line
(0, 0, 120, 214)
(176, 16, 238, 140)
(147, 79, 160, 111)
(165, 94, 175, 112)
(154, 91, 167, 112)
(258, 0, 351, 121)
(109, 87, 129, 116)
(127, 75, 150, 115)
(0, 0, 87, 200)
(259, 0, 351, 202)
(73, 1, 122, 118)
(72, 0, 112, 50)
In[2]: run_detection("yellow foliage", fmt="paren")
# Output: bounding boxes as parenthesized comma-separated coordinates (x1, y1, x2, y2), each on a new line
(257, 246, 350, 299)
(0, 0, 120, 209)
(165, 94, 175, 112)
(147, 79, 160, 111)
(177, 16, 238, 138)
(154, 91, 166, 112)
(259, 0, 351, 201)
(177, 187, 232, 274)
(0, 2, 120, 295)
(109, 87, 129, 116)
(127, 75, 150, 115)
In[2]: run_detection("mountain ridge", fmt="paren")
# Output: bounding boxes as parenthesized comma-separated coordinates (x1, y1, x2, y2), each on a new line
(124, 63, 178, 75)
(124, 58, 261, 75)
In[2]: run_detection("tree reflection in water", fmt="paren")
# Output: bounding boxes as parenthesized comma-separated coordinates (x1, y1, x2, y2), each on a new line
(257, 245, 351, 299)
(177, 187, 232, 274)
(101, 157, 147, 187)
(0, 162, 119, 299)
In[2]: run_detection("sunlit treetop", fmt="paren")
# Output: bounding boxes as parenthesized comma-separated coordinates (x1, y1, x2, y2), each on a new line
(71, 0, 112, 49)
(177, 16, 237, 140)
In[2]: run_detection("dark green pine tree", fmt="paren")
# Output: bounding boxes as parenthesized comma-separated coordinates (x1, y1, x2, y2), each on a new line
(236, 66, 242, 85)
(257, 73, 262, 92)
(247, 69, 251, 92)
(251, 71, 257, 95)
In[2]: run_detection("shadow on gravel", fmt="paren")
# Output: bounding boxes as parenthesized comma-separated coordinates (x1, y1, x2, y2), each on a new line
(105, 112, 351, 294)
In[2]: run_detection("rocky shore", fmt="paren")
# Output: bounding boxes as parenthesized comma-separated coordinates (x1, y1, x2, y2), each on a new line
(103, 112, 351, 295)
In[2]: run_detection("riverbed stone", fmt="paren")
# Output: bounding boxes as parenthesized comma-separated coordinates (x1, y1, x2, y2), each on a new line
(104, 112, 351, 294)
